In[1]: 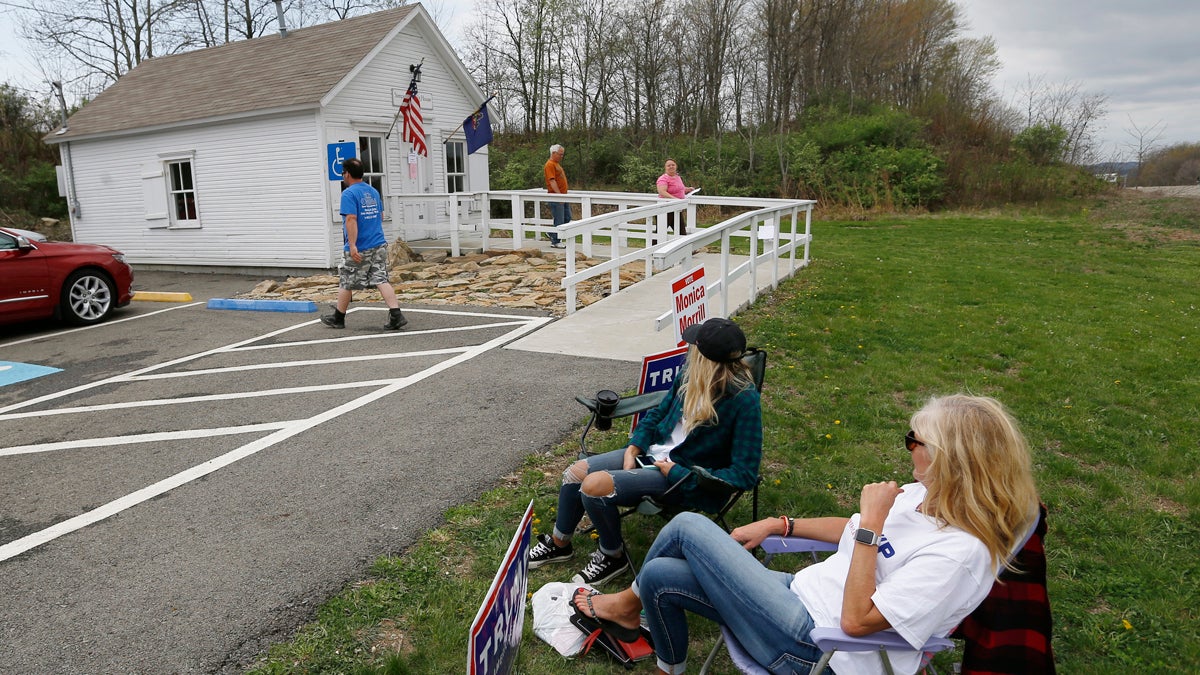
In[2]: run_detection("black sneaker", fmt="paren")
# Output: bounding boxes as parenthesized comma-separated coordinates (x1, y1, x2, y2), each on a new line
(383, 308, 408, 330)
(320, 311, 345, 328)
(571, 550, 630, 585)
(529, 533, 573, 569)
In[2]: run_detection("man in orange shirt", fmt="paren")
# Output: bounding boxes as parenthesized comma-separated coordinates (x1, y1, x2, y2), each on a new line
(544, 144, 569, 249)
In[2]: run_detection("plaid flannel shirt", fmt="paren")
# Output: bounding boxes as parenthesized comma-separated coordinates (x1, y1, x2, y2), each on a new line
(628, 377, 762, 513)
(951, 503, 1056, 674)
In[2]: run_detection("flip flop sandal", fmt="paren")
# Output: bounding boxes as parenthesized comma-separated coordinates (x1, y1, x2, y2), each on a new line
(571, 587, 641, 643)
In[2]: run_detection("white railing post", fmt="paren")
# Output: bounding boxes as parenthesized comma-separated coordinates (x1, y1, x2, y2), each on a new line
(610, 221, 621, 296)
(787, 206, 797, 274)
(748, 221, 759, 305)
(769, 210, 780, 290)
(580, 197, 594, 259)
(803, 205, 812, 265)
(449, 195, 461, 257)
(511, 195, 522, 250)
(565, 237, 578, 314)
(720, 228, 731, 317)
(617, 203, 628, 248)
(481, 193, 491, 252)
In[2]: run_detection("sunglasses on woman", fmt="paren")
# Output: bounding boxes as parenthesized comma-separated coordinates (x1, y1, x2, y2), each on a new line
(905, 429, 926, 452)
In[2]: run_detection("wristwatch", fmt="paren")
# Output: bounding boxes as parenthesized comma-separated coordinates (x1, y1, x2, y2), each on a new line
(854, 526, 880, 547)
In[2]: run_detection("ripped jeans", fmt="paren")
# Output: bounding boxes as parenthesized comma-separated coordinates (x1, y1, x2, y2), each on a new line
(552, 448, 680, 556)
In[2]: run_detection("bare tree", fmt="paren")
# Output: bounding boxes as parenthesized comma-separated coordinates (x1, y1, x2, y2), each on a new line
(1012, 75, 1108, 164)
(19, 0, 193, 91)
(1122, 116, 1166, 185)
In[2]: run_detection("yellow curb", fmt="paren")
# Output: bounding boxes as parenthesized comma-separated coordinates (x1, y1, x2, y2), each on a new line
(133, 291, 194, 302)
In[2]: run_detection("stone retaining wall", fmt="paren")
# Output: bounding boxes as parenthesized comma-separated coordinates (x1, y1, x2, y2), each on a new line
(237, 246, 645, 317)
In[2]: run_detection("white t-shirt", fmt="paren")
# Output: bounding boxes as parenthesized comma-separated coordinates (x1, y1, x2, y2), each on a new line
(646, 417, 687, 461)
(790, 483, 994, 675)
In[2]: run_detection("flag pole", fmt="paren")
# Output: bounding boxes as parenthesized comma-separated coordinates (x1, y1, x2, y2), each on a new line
(386, 59, 424, 140)
(443, 94, 496, 144)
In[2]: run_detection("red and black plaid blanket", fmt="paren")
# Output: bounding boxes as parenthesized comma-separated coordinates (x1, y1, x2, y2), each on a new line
(951, 503, 1056, 674)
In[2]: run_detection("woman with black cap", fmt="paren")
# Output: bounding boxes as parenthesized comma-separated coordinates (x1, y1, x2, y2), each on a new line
(528, 317, 762, 587)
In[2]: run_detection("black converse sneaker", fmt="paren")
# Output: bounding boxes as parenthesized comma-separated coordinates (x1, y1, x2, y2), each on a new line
(571, 549, 630, 586)
(529, 533, 573, 568)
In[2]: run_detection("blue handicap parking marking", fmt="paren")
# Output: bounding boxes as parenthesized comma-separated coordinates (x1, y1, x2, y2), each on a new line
(0, 361, 63, 387)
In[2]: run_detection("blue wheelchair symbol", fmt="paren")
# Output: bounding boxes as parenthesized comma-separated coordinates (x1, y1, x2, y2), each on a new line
(327, 142, 357, 180)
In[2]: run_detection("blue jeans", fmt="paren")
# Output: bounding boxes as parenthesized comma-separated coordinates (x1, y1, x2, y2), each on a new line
(553, 448, 679, 556)
(634, 512, 830, 674)
(549, 201, 571, 245)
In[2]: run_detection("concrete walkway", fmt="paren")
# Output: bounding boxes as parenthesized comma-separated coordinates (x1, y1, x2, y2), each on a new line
(507, 252, 790, 363)
(409, 234, 804, 363)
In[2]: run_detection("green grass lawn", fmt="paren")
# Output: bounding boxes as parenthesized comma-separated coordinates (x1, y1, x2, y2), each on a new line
(249, 192, 1200, 674)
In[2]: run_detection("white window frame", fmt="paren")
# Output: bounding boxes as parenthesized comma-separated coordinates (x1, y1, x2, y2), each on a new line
(357, 134, 387, 197)
(445, 140, 466, 193)
(160, 152, 201, 229)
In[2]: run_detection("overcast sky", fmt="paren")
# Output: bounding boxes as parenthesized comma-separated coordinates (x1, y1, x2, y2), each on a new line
(955, 0, 1199, 160)
(3, 0, 1197, 161)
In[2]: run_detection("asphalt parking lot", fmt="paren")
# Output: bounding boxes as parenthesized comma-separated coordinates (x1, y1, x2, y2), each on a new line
(0, 270, 622, 673)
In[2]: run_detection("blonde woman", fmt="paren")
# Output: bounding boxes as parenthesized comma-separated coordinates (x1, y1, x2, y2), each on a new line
(529, 318, 762, 586)
(577, 395, 1040, 675)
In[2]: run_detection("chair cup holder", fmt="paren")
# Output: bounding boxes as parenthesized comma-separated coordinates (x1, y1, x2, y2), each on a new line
(594, 390, 619, 431)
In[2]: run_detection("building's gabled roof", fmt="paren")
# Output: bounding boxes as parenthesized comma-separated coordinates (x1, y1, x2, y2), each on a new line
(49, 5, 415, 142)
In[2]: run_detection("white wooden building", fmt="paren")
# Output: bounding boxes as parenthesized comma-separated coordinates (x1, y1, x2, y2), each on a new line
(45, 4, 489, 273)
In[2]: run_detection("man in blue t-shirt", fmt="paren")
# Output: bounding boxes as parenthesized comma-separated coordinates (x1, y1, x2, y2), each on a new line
(321, 157, 408, 330)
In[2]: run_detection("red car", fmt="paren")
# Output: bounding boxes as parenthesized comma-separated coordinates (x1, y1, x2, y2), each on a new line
(0, 226, 134, 326)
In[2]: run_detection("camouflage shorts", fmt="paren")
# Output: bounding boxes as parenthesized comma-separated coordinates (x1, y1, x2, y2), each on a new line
(338, 244, 390, 290)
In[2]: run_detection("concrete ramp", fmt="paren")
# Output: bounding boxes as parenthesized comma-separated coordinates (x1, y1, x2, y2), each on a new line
(506, 253, 787, 362)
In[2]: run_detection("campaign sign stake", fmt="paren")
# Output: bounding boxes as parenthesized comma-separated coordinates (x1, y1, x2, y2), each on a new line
(670, 265, 708, 346)
(468, 500, 534, 675)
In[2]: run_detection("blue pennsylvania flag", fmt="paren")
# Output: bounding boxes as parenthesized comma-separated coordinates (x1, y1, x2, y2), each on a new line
(463, 99, 494, 154)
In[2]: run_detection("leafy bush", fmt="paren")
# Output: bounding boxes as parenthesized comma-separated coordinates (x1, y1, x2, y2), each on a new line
(488, 144, 542, 190)
(803, 107, 927, 153)
(618, 153, 660, 192)
(818, 144, 945, 209)
(1013, 124, 1069, 165)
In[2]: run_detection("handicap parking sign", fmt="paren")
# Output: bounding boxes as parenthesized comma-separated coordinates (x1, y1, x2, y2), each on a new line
(327, 142, 357, 180)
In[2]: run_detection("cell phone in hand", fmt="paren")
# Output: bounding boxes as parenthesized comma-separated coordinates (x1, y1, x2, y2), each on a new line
(636, 455, 658, 469)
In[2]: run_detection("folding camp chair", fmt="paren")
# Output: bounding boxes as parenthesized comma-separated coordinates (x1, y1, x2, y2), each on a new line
(573, 347, 767, 531)
(699, 508, 1047, 675)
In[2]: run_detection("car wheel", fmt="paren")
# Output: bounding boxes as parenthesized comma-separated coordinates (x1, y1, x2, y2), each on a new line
(61, 269, 116, 325)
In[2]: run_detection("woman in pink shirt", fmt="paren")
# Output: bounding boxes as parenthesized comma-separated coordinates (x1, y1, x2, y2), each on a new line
(656, 159, 695, 235)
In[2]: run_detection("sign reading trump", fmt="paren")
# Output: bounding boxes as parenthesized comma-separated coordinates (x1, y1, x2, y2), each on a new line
(468, 500, 534, 675)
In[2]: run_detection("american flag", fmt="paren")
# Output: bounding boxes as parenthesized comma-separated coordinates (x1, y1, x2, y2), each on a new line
(400, 80, 427, 156)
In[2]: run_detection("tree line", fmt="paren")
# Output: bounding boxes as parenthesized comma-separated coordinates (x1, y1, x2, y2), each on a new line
(11, 0, 408, 94)
(15, 0, 1195, 229)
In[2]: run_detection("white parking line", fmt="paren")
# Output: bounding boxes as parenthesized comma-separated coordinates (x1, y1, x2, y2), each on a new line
(0, 311, 552, 562)
(233, 320, 530, 351)
(0, 380, 400, 421)
(0, 422, 296, 457)
(0, 302, 205, 350)
(0, 319, 330, 414)
(126, 346, 471, 381)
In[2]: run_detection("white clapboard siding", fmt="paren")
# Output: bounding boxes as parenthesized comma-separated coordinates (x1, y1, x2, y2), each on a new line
(59, 8, 486, 271)
(324, 19, 487, 241)
(70, 112, 331, 269)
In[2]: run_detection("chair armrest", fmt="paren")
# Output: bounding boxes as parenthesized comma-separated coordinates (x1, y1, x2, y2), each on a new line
(575, 390, 668, 419)
(809, 627, 955, 654)
(690, 465, 735, 494)
(760, 535, 838, 557)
